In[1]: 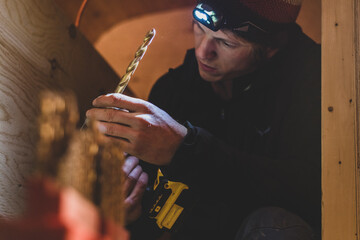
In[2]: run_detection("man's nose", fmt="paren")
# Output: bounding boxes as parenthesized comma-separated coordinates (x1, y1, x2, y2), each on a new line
(197, 37, 217, 60)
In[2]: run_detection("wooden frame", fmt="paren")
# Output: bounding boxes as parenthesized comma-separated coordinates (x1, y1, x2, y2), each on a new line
(322, 0, 360, 239)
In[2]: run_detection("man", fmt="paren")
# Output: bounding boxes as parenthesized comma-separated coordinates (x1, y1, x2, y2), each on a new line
(86, 0, 321, 239)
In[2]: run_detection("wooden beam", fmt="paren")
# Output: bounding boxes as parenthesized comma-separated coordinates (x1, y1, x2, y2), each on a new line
(356, 0, 360, 237)
(322, 0, 359, 239)
(0, 0, 121, 217)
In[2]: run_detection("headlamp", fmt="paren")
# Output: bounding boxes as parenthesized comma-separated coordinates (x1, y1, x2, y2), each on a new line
(192, 3, 224, 31)
(193, 3, 268, 35)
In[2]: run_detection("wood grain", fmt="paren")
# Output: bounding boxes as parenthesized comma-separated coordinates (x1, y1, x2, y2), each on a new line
(0, 0, 121, 217)
(322, 0, 359, 239)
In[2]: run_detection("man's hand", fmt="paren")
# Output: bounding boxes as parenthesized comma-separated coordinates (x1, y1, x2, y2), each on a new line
(122, 155, 148, 225)
(86, 93, 187, 166)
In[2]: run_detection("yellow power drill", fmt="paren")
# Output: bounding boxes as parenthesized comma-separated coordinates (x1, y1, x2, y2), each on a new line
(148, 169, 189, 230)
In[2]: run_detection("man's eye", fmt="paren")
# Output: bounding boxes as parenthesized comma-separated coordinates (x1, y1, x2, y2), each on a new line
(222, 41, 236, 48)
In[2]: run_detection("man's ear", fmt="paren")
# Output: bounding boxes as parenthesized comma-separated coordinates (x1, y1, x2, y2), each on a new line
(266, 31, 288, 59)
(266, 47, 279, 59)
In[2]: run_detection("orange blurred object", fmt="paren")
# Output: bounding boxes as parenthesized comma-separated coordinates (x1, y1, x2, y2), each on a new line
(0, 177, 129, 240)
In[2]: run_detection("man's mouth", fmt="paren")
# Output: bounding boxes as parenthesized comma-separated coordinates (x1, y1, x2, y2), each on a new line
(198, 61, 217, 73)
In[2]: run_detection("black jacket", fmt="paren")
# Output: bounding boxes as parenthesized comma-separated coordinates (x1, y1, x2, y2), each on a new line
(131, 24, 321, 240)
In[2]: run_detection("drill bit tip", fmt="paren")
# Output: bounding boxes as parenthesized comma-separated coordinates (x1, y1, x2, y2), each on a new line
(114, 28, 156, 94)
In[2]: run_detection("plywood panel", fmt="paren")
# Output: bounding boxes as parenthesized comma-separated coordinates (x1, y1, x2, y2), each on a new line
(322, 0, 359, 239)
(54, 0, 195, 44)
(0, 0, 121, 217)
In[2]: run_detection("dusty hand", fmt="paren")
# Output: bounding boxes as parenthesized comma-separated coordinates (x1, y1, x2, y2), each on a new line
(122, 155, 148, 225)
(86, 93, 187, 166)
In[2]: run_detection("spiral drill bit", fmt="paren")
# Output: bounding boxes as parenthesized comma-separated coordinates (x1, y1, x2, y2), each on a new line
(81, 28, 156, 129)
(114, 28, 156, 93)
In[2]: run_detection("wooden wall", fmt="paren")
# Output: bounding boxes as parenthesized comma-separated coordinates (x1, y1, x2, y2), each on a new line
(0, 0, 121, 217)
(322, 0, 360, 239)
(54, 0, 195, 44)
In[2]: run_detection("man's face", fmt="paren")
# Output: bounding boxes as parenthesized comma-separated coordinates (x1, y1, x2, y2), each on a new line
(193, 21, 258, 82)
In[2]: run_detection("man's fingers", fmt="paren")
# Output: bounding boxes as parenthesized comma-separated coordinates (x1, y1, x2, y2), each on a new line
(86, 107, 154, 133)
(92, 93, 150, 113)
(124, 172, 148, 225)
(96, 121, 133, 140)
(124, 172, 148, 206)
(124, 165, 143, 197)
(86, 107, 134, 126)
(122, 156, 139, 175)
